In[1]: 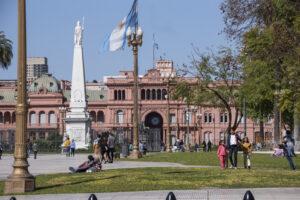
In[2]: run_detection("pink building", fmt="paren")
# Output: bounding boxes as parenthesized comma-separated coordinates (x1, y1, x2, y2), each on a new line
(0, 60, 274, 150)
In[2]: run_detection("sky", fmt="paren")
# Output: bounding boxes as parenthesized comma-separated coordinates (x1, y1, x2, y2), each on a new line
(0, 0, 228, 81)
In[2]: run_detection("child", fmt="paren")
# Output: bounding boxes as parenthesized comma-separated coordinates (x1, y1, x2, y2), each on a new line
(272, 144, 284, 157)
(217, 140, 227, 169)
(242, 137, 252, 169)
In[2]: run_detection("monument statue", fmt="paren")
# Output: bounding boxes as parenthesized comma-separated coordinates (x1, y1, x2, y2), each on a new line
(74, 21, 83, 46)
(65, 20, 90, 149)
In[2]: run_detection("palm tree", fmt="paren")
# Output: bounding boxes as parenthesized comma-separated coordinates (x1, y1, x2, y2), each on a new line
(0, 31, 13, 69)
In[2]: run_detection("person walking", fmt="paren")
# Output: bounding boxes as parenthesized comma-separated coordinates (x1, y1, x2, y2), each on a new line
(227, 130, 241, 169)
(27, 139, 32, 158)
(93, 134, 101, 160)
(207, 140, 212, 152)
(284, 127, 296, 157)
(70, 139, 76, 157)
(283, 135, 296, 170)
(202, 140, 207, 152)
(242, 137, 252, 169)
(107, 133, 115, 163)
(32, 142, 38, 159)
(63, 136, 71, 157)
(0, 143, 3, 160)
(217, 140, 227, 169)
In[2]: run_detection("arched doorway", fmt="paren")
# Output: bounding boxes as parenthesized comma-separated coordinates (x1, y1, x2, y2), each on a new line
(144, 112, 163, 152)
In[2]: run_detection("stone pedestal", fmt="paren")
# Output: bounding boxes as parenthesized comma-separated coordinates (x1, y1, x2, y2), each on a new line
(65, 117, 90, 149)
(4, 176, 35, 194)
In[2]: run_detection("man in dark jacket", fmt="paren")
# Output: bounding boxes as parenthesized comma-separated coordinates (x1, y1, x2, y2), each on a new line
(227, 131, 242, 169)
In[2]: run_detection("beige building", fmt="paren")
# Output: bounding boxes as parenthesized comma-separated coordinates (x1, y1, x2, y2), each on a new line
(26, 57, 48, 83)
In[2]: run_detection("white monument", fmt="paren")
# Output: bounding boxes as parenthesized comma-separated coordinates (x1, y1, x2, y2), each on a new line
(65, 20, 90, 149)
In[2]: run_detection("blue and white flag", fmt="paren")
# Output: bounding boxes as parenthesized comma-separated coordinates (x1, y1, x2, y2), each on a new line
(102, 0, 138, 52)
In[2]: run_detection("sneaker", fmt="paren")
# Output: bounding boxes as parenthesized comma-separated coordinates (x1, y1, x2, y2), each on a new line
(69, 167, 76, 173)
(229, 165, 234, 169)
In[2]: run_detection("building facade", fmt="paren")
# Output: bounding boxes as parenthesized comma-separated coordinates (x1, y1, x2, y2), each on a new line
(0, 60, 274, 150)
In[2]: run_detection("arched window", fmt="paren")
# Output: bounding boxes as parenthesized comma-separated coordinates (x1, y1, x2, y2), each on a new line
(97, 111, 105, 124)
(116, 110, 124, 124)
(49, 111, 56, 124)
(141, 89, 145, 100)
(39, 111, 46, 124)
(146, 89, 151, 100)
(204, 113, 211, 123)
(29, 111, 36, 124)
(122, 90, 125, 100)
(184, 111, 192, 124)
(4, 112, 11, 124)
(204, 132, 212, 143)
(220, 113, 228, 123)
(114, 90, 117, 100)
(152, 89, 156, 100)
(12, 112, 16, 124)
(90, 111, 96, 122)
(209, 113, 213, 123)
(0, 112, 3, 123)
(162, 89, 167, 100)
(157, 89, 161, 100)
(118, 90, 122, 100)
(219, 132, 225, 141)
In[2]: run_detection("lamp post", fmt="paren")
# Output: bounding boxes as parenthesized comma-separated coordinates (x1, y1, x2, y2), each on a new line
(162, 72, 175, 152)
(196, 113, 202, 145)
(127, 26, 143, 159)
(185, 106, 191, 151)
(5, 0, 35, 194)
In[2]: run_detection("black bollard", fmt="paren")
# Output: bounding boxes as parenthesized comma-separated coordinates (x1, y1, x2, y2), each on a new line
(88, 194, 97, 200)
(166, 192, 177, 200)
(243, 190, 255, 200)
(9, 197, 17, 200)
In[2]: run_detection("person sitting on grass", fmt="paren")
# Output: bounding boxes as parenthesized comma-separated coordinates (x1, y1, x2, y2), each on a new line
(272, 144, 284, 157)
(69, 155, 101, 173)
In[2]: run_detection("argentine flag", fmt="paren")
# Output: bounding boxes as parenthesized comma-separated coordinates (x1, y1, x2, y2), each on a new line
(102, 0, 138, 52)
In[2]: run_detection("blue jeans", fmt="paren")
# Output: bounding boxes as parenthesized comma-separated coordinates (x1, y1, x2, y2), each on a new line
(229, 145, 238, 167)
(286, 147, 296, 170)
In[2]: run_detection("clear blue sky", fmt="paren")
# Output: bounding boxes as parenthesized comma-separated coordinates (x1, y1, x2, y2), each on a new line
(0, 0, 228, 81)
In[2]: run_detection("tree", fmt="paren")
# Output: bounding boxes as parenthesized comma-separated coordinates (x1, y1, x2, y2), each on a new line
(175, 47, 243, 135)
(221, 0, 300, 144)
(0, 31, 13, 69)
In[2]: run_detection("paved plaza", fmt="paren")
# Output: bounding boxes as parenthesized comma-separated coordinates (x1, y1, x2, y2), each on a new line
(1, 188, 300, 200)
(0, 154, 214, 180)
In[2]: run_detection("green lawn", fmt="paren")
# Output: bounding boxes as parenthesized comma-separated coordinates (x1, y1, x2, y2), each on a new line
(1, 152, 299, 195)
(1, 167, 300, 195)
(130, 151, 300, 170)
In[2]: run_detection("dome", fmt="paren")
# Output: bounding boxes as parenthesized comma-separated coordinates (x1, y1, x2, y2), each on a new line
(29, 74, 61, 93)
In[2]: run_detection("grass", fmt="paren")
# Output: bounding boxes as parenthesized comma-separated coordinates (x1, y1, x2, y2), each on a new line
(1, 167, 300, 196)
(1, 152, 299, 195)
(128, 151, 300, 170)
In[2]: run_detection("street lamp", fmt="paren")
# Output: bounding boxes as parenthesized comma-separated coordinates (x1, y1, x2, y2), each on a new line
(161, 72, 175, 153)
(127, 26, 143, 159)
(5, 0, 35, 194)
(196, 112, 202, 145)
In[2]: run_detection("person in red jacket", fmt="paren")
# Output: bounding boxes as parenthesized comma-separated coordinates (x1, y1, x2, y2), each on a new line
(217, 140, 227, 169)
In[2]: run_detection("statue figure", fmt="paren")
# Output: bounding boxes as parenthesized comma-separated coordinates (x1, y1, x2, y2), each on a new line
(74, 21, 83, 46)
